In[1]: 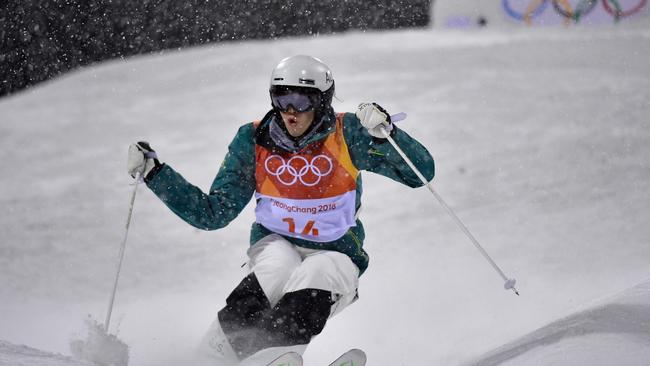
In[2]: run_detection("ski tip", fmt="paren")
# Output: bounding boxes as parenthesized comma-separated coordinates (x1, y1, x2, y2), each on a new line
(328, 348, 366, 366)
(347, 348, 366, 359)
(266, 351, 303, 366)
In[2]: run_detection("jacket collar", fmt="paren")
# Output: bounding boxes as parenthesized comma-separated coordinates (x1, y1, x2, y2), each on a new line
(255, 109, 336, 153)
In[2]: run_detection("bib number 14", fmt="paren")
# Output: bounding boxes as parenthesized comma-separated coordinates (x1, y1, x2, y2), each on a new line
(282, 217, 319, 236)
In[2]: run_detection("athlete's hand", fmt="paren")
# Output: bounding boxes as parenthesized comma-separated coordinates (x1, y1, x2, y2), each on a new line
(356, 102, 394, 138)
(127, 141, 160, 179)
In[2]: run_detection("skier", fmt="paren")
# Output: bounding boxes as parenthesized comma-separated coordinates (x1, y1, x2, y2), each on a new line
(127, 55, 435, 365)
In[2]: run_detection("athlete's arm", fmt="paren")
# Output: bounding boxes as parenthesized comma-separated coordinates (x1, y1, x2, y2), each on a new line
(145, 123, 257, 230)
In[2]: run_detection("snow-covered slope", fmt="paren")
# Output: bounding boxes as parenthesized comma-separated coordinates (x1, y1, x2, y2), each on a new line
(0, 341, 86, 366)
(471, 280, 650, 365)
(1, 23, 650, 365)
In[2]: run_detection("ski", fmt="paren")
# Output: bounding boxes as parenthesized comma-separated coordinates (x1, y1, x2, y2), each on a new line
(328, 348, 366, 366)
(265, 351, 303, 366)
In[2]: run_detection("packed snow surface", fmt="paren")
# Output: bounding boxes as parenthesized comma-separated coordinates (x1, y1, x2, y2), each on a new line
(472, 281, 650, 365)
(0, 341, 85, 366)
(1, 19, 650, 366)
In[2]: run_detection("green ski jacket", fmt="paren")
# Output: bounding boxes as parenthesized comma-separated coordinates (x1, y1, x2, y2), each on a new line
(145, 111, 434, 275)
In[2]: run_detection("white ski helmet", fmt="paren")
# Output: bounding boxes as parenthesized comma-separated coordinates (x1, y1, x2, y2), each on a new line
(269, 55, 335, 111)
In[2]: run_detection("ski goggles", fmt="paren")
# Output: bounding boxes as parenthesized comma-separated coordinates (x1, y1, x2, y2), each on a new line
(271, 90, 320, 113)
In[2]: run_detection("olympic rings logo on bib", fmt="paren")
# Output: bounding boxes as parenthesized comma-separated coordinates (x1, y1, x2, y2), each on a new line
(264, 154, 334, 187)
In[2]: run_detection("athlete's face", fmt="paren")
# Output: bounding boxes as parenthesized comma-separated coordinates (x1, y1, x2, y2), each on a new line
(280, 107, 315, 137)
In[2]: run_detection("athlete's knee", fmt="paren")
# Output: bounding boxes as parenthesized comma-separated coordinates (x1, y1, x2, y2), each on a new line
(286, 251, 359, 294)
(248, 235, 302, 305)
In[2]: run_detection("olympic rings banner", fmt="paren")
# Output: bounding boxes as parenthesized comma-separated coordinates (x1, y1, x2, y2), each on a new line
(502, 0, 648, 25)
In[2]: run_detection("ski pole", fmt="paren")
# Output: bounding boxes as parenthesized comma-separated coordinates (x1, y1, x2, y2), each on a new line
(380, 126, 519, 296)
(105, 171, 142, 331)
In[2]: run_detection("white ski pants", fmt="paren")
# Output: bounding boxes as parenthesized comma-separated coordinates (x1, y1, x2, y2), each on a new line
(247, 233, 360, 317)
